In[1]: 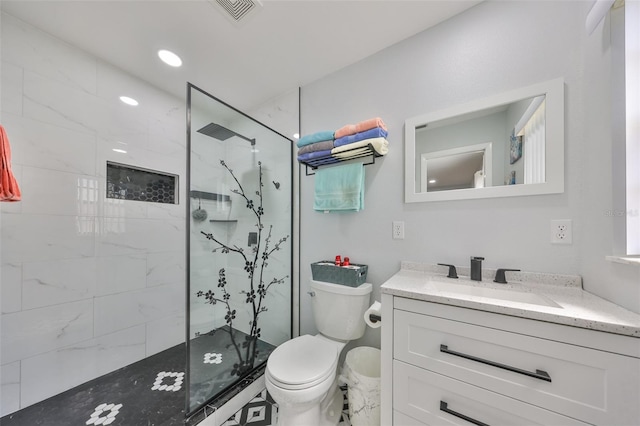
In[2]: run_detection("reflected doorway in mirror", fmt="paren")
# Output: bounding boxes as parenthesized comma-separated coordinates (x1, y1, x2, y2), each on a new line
(420, 142, 492, 192)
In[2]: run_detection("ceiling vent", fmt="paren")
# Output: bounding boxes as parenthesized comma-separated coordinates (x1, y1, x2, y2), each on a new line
(209, 0, 263, 25)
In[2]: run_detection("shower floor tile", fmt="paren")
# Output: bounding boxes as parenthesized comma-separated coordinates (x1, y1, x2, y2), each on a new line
(188, 327, 275, 412)
(0, 343, 187, 426)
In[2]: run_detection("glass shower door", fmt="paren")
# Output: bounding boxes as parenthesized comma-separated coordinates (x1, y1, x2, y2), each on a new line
(186, 84, 292, 415)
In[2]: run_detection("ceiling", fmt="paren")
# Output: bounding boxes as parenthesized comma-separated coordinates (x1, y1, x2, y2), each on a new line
(1, 0, 481, 112)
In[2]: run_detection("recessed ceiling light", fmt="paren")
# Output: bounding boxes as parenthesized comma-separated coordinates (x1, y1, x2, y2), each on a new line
(429, 179, 437, 184)
(112, 148, 127, 154)
(119, 96, 138, 106)
(158, 49, 182, 67)
(293, 133, 300, 139)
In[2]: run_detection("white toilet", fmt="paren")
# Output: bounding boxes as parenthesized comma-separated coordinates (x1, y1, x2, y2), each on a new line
(265, 279, 372, 426)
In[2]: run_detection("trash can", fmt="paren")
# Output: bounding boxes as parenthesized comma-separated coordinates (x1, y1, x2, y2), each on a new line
(341, 346, 381, 426)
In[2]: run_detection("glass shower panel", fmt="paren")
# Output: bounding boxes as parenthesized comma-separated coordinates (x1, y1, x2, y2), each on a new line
(187, 84, 292, 414)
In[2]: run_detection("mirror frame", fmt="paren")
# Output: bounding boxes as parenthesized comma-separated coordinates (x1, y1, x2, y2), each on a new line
(405, 78, 564, 202)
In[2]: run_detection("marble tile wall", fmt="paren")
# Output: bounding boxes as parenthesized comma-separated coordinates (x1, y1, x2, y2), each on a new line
(0, 12, 186, 416)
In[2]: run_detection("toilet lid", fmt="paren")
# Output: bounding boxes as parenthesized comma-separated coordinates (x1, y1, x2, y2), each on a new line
(267, 335, 337, 386)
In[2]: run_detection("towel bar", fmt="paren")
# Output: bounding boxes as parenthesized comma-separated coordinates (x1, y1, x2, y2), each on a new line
(300, 143, 383, 176)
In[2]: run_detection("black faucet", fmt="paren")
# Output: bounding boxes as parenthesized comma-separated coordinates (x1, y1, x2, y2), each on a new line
(494, 268, 521, 284)
(437, 263, 458, 279)
(470, 257, 484, 281)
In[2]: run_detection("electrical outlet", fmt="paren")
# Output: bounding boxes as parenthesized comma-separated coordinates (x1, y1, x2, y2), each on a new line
(551, 219, 572, 244)
(392, 221, 405, 240)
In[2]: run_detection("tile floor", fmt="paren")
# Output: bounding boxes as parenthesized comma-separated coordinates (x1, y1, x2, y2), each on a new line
(221, 386, 352, 426)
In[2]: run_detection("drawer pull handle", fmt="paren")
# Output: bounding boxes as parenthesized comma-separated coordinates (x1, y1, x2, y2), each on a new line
(440, 344, 552, 382)
(440, 401, 490, 426)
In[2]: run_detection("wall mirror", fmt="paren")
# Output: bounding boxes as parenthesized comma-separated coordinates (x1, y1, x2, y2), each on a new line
(405, 78, 564, 202)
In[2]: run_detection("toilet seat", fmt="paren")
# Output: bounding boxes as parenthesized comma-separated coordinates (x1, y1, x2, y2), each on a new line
(266, 335, 338, 390)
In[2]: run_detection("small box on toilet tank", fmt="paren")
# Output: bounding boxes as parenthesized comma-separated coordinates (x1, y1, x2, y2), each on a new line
(310, 261, 368, 287)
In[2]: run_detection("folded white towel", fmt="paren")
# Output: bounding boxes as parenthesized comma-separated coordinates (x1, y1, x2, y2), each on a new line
(331, 137, 388, 159)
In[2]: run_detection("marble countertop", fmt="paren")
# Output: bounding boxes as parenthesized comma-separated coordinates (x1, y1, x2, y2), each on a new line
(381, 261, 640, 338)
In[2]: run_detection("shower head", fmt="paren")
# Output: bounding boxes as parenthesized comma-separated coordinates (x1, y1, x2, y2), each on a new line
(197, 122, 255, 146)
(197, 122, 236, 141)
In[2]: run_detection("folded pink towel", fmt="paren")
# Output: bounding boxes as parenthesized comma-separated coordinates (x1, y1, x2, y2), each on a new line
(334, 117, 387, 139)
(0, 125, 21, 202)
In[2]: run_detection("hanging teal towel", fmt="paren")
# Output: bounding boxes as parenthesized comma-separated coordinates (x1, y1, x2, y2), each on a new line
(314, 163, 365, 212)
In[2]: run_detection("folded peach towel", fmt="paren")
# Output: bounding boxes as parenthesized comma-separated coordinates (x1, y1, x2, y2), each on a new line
(334, 117, 387, 139)
(0, 124, 22, 202)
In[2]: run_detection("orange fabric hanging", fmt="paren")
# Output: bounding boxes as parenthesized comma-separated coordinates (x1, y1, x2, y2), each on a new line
(0, 124, 22, 202)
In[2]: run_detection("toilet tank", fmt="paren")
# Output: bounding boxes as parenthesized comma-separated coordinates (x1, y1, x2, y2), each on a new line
(310, 279, 372, 341)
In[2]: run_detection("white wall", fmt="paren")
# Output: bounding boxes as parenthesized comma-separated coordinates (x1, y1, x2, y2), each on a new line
(0, 13, 186, 415)
(299, 1, 640, 351)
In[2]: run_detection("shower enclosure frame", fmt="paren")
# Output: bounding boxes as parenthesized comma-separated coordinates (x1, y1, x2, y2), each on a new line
(185, 82, 294, 417)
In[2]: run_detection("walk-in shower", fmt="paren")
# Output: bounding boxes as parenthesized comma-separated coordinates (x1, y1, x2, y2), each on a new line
(186, 83, 293, 417)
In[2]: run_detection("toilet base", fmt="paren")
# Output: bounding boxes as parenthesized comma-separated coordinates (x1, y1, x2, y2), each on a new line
(274, 380, 343, 426)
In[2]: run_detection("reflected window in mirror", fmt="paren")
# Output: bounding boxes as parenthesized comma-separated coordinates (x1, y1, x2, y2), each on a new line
(516, 97, 546, 185)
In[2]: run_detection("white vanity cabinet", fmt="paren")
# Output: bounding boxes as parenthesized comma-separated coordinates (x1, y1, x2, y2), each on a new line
(381, 295, 640, 426)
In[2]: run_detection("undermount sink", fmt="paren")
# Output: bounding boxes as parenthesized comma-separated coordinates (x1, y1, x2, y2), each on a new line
(430, 281, 561, 308)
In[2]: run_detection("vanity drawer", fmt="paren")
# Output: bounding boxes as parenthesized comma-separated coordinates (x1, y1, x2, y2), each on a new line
(393, 360, 588, 426)
(394, 308, 640, 425)
(394, 411, 427, 426)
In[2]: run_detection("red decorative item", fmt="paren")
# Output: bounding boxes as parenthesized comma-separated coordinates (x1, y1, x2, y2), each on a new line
(343, 257, 350, 266)
(335, 255, 342, 266)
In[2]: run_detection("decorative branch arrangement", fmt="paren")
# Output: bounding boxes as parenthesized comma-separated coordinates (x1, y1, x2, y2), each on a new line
(197, 160, 289, 377)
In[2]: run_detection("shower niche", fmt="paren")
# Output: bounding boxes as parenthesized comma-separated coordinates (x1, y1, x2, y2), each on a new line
(106, 162, 178, 204)
(186, 83, 293, 417)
